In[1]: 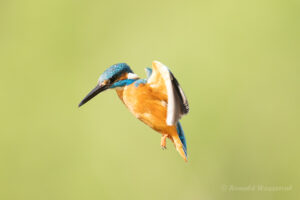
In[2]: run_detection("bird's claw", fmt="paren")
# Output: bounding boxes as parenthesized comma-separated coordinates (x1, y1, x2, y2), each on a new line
(161, 145, 167, 150)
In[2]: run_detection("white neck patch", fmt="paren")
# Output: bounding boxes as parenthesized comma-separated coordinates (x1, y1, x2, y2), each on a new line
(127, 73, 139, 79)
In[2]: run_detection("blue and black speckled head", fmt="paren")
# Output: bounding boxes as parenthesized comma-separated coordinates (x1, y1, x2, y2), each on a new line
(98, 63, 133, 84)
(78, 63, 137, 107)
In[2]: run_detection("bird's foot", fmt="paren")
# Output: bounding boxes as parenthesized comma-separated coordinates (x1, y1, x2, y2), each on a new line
(161, 134, 168, 150)
(161, 145, 167, 150)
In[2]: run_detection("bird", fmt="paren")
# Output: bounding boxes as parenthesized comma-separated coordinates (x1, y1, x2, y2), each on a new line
(78, 61, 189, 161)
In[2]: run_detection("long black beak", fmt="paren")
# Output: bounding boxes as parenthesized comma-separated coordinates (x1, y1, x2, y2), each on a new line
(78, 84, 109, 107)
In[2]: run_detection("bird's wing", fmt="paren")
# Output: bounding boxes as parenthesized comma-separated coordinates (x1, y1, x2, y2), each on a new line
(144, 67, 153, 80)
(147, 61, 189, 125)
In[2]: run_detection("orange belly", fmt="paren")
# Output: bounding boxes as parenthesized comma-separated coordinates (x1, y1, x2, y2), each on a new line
(115, 82, 187, 162)
(116, 83, 177, 135)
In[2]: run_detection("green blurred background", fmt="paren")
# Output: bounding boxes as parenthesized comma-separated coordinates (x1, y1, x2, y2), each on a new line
(0, 0, 299, 199)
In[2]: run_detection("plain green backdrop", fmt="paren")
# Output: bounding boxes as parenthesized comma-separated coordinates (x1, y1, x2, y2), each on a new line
(0, 0, 299, 199)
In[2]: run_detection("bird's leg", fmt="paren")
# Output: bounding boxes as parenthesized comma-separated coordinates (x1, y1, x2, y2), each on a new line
(161, 134, 168, 150)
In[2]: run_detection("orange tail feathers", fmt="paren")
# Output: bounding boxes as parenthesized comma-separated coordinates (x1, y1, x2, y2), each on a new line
(171, 134, 188, 162)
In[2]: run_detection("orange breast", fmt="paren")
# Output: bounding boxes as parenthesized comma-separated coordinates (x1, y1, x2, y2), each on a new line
(116, 82, 176, 134)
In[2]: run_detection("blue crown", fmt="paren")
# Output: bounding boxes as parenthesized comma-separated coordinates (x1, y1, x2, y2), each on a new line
(98, 63, 133, 83)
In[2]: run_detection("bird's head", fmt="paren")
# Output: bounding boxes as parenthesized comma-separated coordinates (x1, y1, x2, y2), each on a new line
(78, 63, 138, 107)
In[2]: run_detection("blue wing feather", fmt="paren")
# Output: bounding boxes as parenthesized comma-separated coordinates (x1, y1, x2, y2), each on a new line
(176, 122, 187, 157)
(134, 68, 153, 87)
(145, 67, 152, 79)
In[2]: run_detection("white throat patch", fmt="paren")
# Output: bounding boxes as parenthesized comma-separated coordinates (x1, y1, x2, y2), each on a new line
(127, 73, 139, 79)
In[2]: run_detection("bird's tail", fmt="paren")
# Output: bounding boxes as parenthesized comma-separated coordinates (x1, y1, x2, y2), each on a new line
(171, 122, 187, 162)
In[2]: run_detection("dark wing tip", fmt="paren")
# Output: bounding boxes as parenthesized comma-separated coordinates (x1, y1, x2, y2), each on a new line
(170, 72, 189, 115)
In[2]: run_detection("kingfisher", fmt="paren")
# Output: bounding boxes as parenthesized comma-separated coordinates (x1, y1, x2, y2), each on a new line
(78, 61, 189, 161)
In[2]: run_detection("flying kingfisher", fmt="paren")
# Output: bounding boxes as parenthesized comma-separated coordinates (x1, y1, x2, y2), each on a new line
(79, 61, 189, 161)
